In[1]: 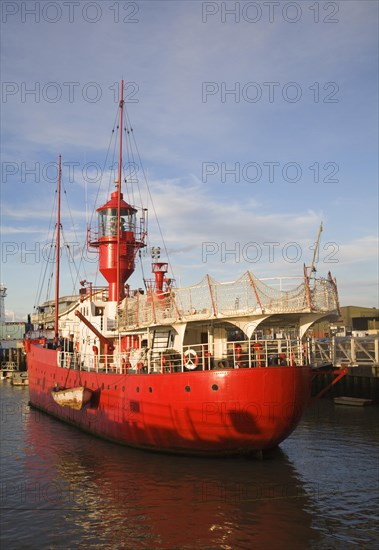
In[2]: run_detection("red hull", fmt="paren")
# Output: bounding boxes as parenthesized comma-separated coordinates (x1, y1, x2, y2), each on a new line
(27, 344, 312, 456)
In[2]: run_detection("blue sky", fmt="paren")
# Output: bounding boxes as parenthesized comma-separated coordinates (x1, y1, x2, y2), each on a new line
(0, 0, 378, 320)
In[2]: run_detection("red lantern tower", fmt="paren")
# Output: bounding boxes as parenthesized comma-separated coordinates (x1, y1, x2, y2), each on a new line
(89, 81, 145, 302)
(93, 192, 140, 301)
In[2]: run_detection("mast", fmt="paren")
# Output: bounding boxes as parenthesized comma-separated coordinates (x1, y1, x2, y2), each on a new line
(116, 80, 124, 303)
(54, 154, 62, 343)
(88, 80, 146, 302)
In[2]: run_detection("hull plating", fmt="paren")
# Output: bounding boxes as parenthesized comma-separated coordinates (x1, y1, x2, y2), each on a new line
(27, 345, 312, 455)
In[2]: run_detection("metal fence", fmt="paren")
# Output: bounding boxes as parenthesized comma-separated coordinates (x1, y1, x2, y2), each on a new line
(311, 336, 379, 366)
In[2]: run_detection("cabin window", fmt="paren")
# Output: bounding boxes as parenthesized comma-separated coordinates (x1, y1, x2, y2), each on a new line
(185, 386, 191, 392)
(211, 384, 219, 391)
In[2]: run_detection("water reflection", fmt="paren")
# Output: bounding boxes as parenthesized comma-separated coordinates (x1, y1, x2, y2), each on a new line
(2, 385, 377, 549)
(23, 409, 315, 549)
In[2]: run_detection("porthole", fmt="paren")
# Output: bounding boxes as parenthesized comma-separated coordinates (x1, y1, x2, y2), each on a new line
(148, 387, 153, 393)
(211, 384, 218, 391)
(185, 386, 191, 392)
(136, 387, 140, 393)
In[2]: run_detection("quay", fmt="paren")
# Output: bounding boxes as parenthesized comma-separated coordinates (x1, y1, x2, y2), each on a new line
(0, 343, 28, 384)
(0, 343, 26, 371)
(311, 336, 379, 402)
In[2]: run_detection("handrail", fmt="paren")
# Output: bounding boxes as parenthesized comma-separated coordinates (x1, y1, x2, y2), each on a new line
(57, 337, 311, 375)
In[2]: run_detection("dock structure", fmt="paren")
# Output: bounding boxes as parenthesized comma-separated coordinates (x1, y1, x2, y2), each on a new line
(310, 336, 379, 368)
(0, 342, 27, 384)
(0, 343, 25, 369)
(0, 344, 28, 385)
(310, 336, 379, 402)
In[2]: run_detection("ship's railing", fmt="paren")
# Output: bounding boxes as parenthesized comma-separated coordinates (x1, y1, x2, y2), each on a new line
(79, 286, 109, 302)
(58, 351, 126, 374)
(153, 338, 309, 371)
(24, 329, 55, 341)
(56, 336, 379, 375)
(145, 339, 307, 373)
(58, 338, 309, 375)
(119, 271, 339, 329)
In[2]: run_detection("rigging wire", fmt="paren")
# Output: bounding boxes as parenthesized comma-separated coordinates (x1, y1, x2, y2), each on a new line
(45, 271, 54, 303)
(61, 182, 89, 294)
(33, 190, 58, 309)
(88, 106, 120, 230)
(60, 227, 81, 294)
(124, 107, 176, 283)
(84, 105, 120, 289)
(122, 126, 131, 205)
(123, 125, 137, 207)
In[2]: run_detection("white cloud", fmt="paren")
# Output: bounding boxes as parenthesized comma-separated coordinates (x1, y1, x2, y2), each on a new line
(337, 236, 379, 266)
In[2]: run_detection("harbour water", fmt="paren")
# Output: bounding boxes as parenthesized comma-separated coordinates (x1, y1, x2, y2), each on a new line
(1, 383, 378, 549)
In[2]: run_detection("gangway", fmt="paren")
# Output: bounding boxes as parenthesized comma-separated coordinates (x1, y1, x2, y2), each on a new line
(310, 336, 379, 367)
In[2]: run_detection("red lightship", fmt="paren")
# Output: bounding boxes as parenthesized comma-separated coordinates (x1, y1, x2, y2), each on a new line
(25, 81, 345, 456)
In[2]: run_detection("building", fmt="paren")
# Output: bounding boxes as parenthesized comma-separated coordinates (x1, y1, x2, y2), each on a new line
(0, 284, 30, 351)
(310, 306, 379, 337)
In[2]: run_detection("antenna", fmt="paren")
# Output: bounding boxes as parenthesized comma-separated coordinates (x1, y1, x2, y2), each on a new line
(309, 222, 323, 277)
(0, 284, 7, 323)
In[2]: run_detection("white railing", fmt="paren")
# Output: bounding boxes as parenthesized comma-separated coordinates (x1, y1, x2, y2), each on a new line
(58, 338, 309, 375)
(311, 336, 379, 366)
(58, 351, 124, 374)
(149, 339, 307, 372)
(56, 336, 379, 377)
